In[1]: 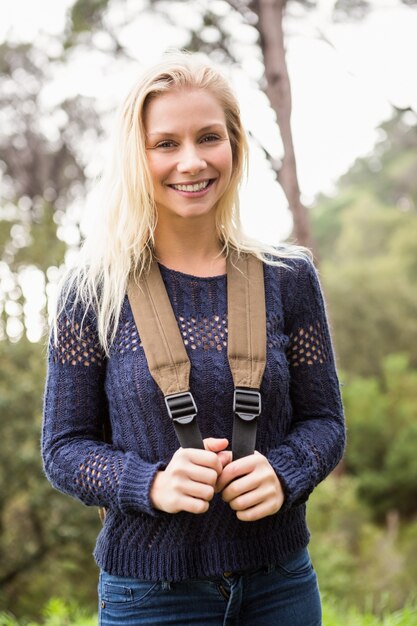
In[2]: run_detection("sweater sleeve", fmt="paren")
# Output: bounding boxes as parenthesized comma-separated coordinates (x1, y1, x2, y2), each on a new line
(41, 293, 165, 516)
(267, 257, 346, 509)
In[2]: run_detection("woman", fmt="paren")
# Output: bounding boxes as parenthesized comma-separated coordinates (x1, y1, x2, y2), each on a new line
(42, 51, 345, 625)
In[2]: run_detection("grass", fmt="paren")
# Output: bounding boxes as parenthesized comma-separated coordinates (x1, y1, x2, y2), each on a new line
(0, 598, 416, 625)
(322, 599, 417, 626)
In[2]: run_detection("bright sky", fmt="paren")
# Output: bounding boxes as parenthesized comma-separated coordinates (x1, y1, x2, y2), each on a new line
(1, 0, 416, 243)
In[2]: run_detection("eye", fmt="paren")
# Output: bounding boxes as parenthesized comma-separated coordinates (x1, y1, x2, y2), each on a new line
(200, 134, 220, 143)
(155, 140, 176, 149)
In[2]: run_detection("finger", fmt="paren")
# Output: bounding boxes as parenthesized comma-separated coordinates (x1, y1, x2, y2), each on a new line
(216, 456, 256, 492)
(182, 479, 215, 502)
(178, 495, 211, 515)
(228, 488, 265, 512)
(183, 448, 224, 474)
(218, 453, 274, 492)
(236, 501, 276, 522)
(186, 465, 219, 487)
(221, 473, 259, 503)
(217, 450, 233, 469)
(203, 438, 229, 453)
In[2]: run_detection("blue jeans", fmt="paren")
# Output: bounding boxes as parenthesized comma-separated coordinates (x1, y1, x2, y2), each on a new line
(98, 548, 322, 625)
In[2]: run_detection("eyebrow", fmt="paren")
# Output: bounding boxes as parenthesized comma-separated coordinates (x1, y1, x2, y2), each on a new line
(147, 123, 227, 137)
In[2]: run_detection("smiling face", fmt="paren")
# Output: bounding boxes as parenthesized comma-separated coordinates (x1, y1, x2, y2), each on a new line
(143, 88, 233, 225)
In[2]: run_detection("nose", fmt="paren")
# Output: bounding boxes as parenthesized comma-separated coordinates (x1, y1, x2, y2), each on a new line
(177, 145, 207, 175)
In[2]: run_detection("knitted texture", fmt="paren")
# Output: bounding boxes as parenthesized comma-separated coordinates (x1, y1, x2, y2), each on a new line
(42, 257, 345, 581)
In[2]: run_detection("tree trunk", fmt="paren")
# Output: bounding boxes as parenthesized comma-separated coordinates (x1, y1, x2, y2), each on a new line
(253, 0, 315, 252)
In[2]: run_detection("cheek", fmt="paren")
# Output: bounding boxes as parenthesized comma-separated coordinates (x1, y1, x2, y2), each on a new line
(217, 144, 233, 179)
(147, 155, 168, 183)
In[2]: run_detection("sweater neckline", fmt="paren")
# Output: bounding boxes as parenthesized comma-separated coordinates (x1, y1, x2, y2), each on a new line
(158, 262, 227, 282)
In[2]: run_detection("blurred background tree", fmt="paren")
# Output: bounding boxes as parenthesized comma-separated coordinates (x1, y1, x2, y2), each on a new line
(314, 110, 417, 375)
(0, 36, 104, 614)
(1, 0, 416, 619)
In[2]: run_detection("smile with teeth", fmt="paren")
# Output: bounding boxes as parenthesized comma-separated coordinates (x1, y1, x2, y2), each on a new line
(169, 180, 212, 192)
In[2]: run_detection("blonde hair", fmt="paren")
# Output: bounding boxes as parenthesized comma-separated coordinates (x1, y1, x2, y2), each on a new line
(52, 50, 310, 354)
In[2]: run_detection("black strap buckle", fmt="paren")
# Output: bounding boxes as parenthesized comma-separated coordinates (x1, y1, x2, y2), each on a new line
(165, 391, 198, 426)
(233, 388, 261, 422)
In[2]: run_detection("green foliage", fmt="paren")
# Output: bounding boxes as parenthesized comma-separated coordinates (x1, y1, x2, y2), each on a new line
(0, 598, 96, 626)
(313, 110, 417, 377)
(342, 354, 417, 518)
(340, 111, 417, 208)
(6, 203, 67, 272)
(70, 0, 110, 34)
(317, 202, 417, 376)
(0, 337, 101, 617)
(322, 599, 417, 626)
(1, 597, 417, 626)
(309, 476, 417, 613)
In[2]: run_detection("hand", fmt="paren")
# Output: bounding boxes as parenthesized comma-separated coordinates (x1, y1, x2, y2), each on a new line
(215, 452, 285, 522)
(150, 438, 229, 514)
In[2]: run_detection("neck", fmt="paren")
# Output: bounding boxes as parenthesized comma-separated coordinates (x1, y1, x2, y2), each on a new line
(154, 218, 226, 277)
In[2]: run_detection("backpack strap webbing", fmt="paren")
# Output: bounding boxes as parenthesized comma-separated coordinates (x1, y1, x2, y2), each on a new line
(127, 260, 203, 450)
(227, 252, 266, 459)
(127, 252, 267, 459)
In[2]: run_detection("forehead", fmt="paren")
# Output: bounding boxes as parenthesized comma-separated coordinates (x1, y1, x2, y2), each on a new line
(143, 88, 227, 133)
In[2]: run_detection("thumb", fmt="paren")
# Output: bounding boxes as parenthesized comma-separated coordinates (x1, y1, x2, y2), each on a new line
(203, 437, 229, 453)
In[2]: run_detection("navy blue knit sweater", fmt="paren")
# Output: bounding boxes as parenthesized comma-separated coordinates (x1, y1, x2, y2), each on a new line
(42, 256, 345, 581)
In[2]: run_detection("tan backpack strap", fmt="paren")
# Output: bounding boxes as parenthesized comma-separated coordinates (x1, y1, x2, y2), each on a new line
(128, 261, 203, 450)
(227, 252, 267, 389)
(227, 252, 267, 460)
(128, 261, 190, 396)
